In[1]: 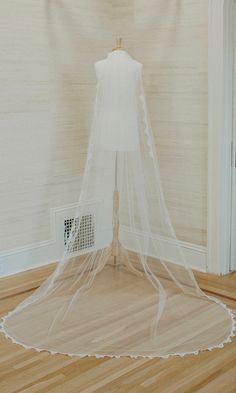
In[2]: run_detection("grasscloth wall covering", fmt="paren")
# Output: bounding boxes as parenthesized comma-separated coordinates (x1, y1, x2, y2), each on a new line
(0, 0, 112, 250)
(111, 0, 208, 245)
(0, 0, 207, 254)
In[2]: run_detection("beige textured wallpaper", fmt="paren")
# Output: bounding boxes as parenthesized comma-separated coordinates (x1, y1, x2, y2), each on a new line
(0, 0, 112, 250)
(0, 0, 207, 252)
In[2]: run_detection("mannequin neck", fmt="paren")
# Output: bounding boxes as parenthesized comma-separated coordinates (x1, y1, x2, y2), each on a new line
(108, 50, 130, 59)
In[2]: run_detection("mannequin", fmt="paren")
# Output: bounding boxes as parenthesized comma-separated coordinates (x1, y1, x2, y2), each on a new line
(94, 39, 142, 273)
(95, 47, 140, 151)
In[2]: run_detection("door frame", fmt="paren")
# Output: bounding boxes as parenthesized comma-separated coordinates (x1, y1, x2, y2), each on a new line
(231, 2, 236, 271)
(208, 0, 235, 274)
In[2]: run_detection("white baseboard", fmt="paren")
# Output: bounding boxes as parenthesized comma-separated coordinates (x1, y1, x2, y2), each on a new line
(0, 204, 207, 277)
(121, 227, 207, 272)
(0, 204, 76, 277)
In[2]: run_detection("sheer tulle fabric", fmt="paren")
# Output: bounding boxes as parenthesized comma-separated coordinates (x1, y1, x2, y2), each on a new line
(1, 51, 235, 358)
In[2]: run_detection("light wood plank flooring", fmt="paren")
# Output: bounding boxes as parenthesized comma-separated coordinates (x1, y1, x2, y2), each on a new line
(0, 264, 236, 393)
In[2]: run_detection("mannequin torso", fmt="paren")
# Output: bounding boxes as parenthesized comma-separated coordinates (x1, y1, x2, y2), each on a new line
(94, 50, 142, 151)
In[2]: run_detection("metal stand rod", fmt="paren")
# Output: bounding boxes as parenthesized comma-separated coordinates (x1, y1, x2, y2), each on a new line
(110, 152, 142, 276)
(111, 152, 120, 265)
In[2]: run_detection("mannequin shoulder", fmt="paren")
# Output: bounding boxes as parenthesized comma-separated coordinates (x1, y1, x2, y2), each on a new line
(128, 59, 143, 75)
(94, 59, 106, 71)
(134, 60, 143, 72)
(94, 59, 107, 78)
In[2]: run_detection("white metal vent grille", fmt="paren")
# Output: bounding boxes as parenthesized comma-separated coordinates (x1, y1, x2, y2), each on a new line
(64, 214, 95, 253)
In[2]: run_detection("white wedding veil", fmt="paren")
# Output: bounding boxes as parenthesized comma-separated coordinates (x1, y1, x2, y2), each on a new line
(1, 49, 235, 359)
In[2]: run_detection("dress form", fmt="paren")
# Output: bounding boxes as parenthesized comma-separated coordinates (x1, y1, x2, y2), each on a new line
(94, 39, 141, 274)
(94, 47, 141, 151)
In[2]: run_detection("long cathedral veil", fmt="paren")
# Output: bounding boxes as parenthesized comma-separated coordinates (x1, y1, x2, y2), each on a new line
(0, 48, 235, 359)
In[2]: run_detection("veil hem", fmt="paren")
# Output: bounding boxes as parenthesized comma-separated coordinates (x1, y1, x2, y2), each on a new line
(1, 294, 235, 359)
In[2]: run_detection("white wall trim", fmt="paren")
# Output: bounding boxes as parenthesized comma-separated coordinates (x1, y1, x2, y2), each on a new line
(0, 203, 75, 277)
(0, 204, 207, 277)
(208, 0, 235, 274)
(122, 226, 207, 272)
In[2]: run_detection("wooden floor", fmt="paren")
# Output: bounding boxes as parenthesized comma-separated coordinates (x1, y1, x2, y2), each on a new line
(0, 264, 236, 393)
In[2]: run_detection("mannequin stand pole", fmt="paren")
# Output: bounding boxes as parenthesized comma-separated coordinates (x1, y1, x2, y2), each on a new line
(110, 153, 142, 275)
(92, 153, 142, 277)
(111, 153, 120, 264)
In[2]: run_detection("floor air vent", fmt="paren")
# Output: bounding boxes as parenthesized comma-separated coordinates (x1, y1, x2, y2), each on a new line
(64, 214, 95, 253)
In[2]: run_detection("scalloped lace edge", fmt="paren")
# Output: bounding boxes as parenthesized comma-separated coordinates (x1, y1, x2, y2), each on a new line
(0, 295, 235, 360)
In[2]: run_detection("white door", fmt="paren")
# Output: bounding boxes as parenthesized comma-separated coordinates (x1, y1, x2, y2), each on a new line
(230, 0, 236, 271)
